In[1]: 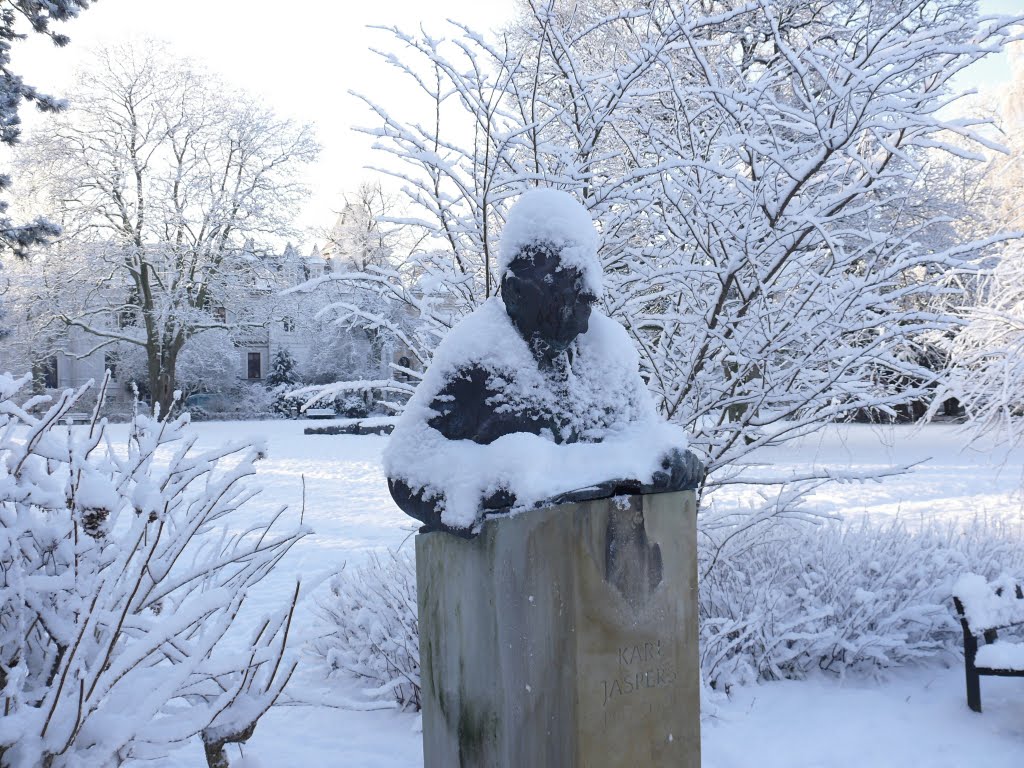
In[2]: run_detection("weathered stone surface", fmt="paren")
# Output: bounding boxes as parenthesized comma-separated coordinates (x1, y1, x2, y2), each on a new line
(416, 490, 699, 768)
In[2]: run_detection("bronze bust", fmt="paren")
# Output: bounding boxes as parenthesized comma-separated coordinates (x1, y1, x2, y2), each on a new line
(385, 189, 701, 536)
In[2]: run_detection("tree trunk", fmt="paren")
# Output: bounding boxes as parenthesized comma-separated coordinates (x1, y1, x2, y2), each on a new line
(146, 346, 180, 417)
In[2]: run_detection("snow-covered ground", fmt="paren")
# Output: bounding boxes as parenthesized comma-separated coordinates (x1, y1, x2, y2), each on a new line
(114, 419, 1023, 767)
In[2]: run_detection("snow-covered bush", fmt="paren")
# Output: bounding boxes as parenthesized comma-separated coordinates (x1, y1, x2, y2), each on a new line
(267, 349, 298, 389)
(270, 383, 305, 419)
(699, 517, 1024, 691)
(942, 244, 1024, 440)
(188, 382, 277, 422)
(314, 517, 1024, 704)
(0, 373, 307, 767)
(312, 550, 420, 711)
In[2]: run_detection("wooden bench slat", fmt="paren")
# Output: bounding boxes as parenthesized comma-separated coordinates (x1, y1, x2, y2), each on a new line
(975, 641, 1024, 672)
(953, 573, 1024, 632)
(305, 408, 335, 419)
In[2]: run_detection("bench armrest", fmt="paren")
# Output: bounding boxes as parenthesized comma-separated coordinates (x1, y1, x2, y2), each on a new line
(954, 573, 1024, 634)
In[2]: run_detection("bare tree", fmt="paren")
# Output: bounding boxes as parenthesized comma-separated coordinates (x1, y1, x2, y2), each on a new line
(21, 43, 319, 412)
(322, 181, 424, 272)
(321, 0, 1017, 533)
(940, 43, 1024, 440)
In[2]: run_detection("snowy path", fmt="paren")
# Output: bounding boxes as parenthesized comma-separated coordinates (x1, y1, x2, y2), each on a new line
(110, 419, 1024, 767)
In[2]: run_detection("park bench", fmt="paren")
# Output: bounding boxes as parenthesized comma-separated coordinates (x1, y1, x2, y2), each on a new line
(65, 412, 92, 425)
(304, 408, 335, 419)
(304, 417, 396, 436)
(952, 573, 1024, 712)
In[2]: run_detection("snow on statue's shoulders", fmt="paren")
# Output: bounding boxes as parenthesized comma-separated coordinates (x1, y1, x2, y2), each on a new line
(392, 299, 535, 425)
(384, 300, 685, 531)
(425, 298, 531, 378)
(577, 309, 641, 370)
(394, 298, 645, 430)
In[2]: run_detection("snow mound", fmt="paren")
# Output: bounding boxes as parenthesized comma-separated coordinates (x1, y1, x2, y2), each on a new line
(497, 188, 602, 293)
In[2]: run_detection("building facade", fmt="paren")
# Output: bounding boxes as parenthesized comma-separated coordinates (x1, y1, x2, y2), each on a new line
(1, 243, 392, 399)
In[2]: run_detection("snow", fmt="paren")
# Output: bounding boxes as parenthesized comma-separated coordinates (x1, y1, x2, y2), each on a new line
(70, 419, 1024, 767)
(976, 642, 1024, 671)
(384, 298, 685, 528)
(954, 573, 1024, 632)
(73, 466, 119, 512)
(496, 188, 602, 294)
(703, 670, 1024, 768)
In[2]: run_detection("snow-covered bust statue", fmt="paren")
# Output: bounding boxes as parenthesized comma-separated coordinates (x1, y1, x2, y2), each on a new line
(385, 189, 702, 536)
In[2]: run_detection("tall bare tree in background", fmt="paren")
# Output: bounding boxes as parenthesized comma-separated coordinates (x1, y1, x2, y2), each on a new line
(941, 42, 1024, 442)
(322, 181, 423, 272)
(19, 44, 319, 412)
(317, 0, 1018, 536)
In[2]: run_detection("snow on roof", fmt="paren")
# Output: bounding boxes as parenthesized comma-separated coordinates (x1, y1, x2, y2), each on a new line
(498, 188, 602, 294)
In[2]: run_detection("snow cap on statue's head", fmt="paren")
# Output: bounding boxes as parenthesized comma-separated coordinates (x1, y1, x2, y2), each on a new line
(498, 188, 602, 294)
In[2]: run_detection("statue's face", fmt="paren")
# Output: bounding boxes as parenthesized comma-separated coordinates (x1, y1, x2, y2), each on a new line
(501, 243, 597, 356)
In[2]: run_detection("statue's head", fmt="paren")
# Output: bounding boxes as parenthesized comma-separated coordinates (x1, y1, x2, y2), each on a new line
(501, 242, 597, 356)
(498, 190, 602, 360)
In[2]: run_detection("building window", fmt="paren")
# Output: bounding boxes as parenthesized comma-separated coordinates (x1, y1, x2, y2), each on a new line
(247, 352, 262, 379)
(103, 353, 117, 381)
(213, 306, 226, 323)
(41, 356, 58, 389)
(281, 317, 295, 332)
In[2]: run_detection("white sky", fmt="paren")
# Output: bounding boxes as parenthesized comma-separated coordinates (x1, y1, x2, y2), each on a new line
(17, 0, 518, 241)
(13, 0, 1024, 244)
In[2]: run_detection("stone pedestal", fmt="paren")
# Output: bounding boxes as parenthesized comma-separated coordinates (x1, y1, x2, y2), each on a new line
(416, 491, 699, 768)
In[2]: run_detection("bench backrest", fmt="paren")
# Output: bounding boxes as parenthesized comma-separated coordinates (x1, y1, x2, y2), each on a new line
(953, 573, 1024, 633)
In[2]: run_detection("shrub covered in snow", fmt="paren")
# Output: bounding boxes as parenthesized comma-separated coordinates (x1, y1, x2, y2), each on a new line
(312, 550, 420, 711)
(313, 517, 1024, 704)
(270, 383, 305, 419)
(0, 373, 307, 767)
(699, 517, 1024, 690)
(186, 381, 278, 422)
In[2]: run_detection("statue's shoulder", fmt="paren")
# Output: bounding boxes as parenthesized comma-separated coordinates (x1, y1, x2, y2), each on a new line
(432, 298, 520, 367)
(393, 299, 537, 444)
(586, 309, 629, 336)
(578, 310, 640, 368)
(425, 299, 539, 390)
